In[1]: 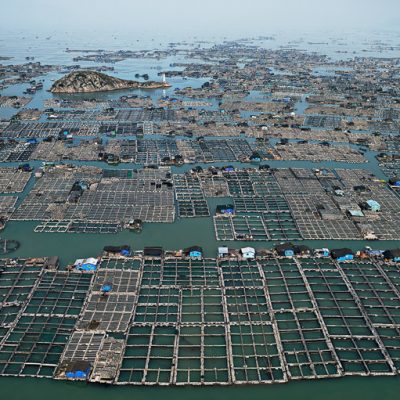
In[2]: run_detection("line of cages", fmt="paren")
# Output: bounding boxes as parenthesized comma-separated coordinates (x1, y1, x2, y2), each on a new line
(64, 204, 175, 223)
(233, 195, 291, 213)
(141, 259, 220, 287)
(1, 256, 400, 383)
(293, 219, 362, 240)
(22, 272, 93, 317)
(100, 258, 142, 271)
(118, 322, 284, 385)
(0, 169, 31, 193)
(75, 263, 140, 333)
(0, 314, 77, 377)
(0, 260, 45, 330)
(199, 176, 230, 197)
(176, 198, 210, 217)
(174, 175, 210, 217)
(214, 214, 302, 241)
(34, 220, 122, 234)
(302, 265, 395, 375)
(339, 260, 400, 369)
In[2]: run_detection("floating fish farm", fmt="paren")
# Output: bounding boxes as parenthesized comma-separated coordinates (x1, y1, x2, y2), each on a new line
(0, 254, 399, 385)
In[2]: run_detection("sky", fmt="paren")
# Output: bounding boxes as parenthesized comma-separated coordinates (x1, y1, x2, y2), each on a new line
(1, 0, 400, 37)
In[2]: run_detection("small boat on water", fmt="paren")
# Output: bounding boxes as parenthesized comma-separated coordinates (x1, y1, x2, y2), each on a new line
(126, 219, 143, 233)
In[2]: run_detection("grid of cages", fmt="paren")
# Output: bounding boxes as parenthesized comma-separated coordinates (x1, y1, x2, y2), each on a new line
(294, 219, 362, 240)
(229, 323, 285, 383)
(76, 266, 139, 333)
(101, 167, 172, 185)
(175, 324, 230, 384)
(174, 174, 209, 217)
(214, 214, 301, 241)
(304, 115, 342, 129)
(199, 175, 230, 197)
(347, 183, 400, 240)
(380, 262, 400, 292)
(0, 327, 9, 342)
(58, 331, 105, 365)
(260, 258, 314, 312)
(75, 263, 139, 329)
(275, 311, 340, 379)
(273, 168, 326, 193)
(134, 287, 180, 324)
(0, 168, 31, 193)
(2, 122, 100, 139)
(233, 196, 290, 213)
(214, 215, 269, 241)
(262, 213, 302, 241)
(115, 109, 176, 122)
(12, 166, 175, 224)
(273, 142, 366, 163)
(0, 305, 21, 330)
(65, 204, 175, 223)
(119, 139, 137, 161)
(225, 286, 271, 324)
(80, 191, 174, 207)
(220, 259, 265, 288)
(0, 196, 18, 216)
(42, 110, 111, 122)
(30, 140, 101, 162)
(285, 193, 362, 240)
(181, 288, 225, 324)
(204, 139, 253, 162)
(90, 337, 125, 383)
(0, 259, 43, 305)
(23, 272, 93, 317)
(0, 259, 45, 337)
(34, 220, 122, 234)
(302, 263, 395, 375)
(76, 293, 136, 333)
(223, 171, 255, 197)
(339, 260, 400, 369)
(140, 259, 220, 287)
(12, 203, 60, 221)
(0, 142, 37, 162)
(119, 324, 232, 385)
(3, 255, 399, 385)
(34, 220, 72, 233)
(366, 217, 400, 240)
(119, 324, 176, 384)
(135, 139, 179, 163)
(248, 172, 283, 196)
(99, 258, 142, 271)
(134, 147, 170, 166)
(176, 139, 249, 163)
(0, 314, 76, 377)
(120, 256, 230, 385)
(92, 269, 139, 293)
(379, 160, 400, 179)
(11, 169, 102, 221)
(99, 122, 142, 136)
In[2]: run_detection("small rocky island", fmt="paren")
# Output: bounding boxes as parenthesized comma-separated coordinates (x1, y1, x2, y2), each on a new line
(51, 70, 171, 93)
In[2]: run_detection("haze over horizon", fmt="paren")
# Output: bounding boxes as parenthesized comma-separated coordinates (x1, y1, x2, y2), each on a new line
(2, 0, 400, 37)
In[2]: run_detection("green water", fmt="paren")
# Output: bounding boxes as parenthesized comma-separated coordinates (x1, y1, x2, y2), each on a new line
(3, 218, 400, 266)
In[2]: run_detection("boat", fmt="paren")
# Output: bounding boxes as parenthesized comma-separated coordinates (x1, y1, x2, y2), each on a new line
(126, 219, 142, 233)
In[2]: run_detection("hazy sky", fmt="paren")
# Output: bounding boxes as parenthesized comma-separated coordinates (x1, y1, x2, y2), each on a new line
(2, 0, 400, 36)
